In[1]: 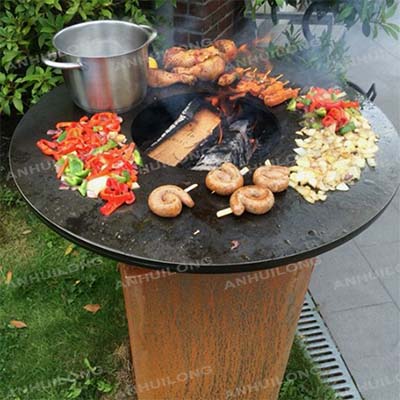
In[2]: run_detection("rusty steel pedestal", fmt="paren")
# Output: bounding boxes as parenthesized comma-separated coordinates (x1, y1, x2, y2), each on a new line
(119, 259, 315, 400)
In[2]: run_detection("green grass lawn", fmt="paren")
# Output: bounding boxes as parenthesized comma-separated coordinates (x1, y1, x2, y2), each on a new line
(0, 185, 337, 400)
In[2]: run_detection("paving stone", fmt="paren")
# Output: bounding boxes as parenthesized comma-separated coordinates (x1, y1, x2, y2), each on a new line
(392, 187, 400, 211)
(357, 242, 400, 308)
(310, 241, 391, 313)
(354, 203, 400, 247)
(345, 19, 400, 131)
(322, 303, 400, 400)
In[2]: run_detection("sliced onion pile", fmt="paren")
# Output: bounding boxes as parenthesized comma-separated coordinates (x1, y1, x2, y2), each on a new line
(289, 114, 379, 203)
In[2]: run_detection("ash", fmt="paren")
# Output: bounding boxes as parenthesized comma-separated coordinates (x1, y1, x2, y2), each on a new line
(191, 119, 255, 171)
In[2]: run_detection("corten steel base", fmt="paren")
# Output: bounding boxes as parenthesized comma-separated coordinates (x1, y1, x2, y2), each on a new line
(119, 259, 315, 400)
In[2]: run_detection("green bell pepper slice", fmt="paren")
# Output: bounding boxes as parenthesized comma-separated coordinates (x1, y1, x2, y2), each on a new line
(78, 180, 88, 197)
(339, 121, 356, 135)
(92, 139, 118, 155)
(133, 149, 143, 167)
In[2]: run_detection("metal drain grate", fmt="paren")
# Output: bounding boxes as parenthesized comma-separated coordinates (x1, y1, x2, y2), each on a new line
(297, 292, 362, 400)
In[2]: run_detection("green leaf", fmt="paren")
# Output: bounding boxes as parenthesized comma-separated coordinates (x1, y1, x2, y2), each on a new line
(373, 24, 379, 39)
(360, 0, 369, 21)
(362, 20, 371, 36)
(66, 2, 80, 16)
(66, 387, 82, 399)
(387, 22, 400, 32)
(78, 9, 87, 20)
(2, 50, 19, 65)
(12, 97, 24, 113)
(40, 26, 55, 33)
(385, 3, 398, 19)
(338, 5, 353, 21)
(1, 100, 11, 116)
(102, 9, 113, 19)
(97, 380, 113, 393)
(382, 23, 399, 39)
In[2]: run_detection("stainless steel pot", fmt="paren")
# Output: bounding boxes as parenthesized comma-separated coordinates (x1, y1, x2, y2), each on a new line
(42, 20, 157, 113)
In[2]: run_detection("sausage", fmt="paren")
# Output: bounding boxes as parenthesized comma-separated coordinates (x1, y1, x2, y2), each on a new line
(253, 165, 290, 193)
(230, 185, 275, 216)
(205, 162, 244, 196)
(148, 185, 195, 218)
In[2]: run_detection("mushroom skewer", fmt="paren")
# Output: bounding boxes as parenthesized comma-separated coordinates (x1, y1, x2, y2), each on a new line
(148, 185, 196, 218)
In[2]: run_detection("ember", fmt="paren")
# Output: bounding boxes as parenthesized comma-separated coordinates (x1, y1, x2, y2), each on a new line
(143, 92, 279, 171)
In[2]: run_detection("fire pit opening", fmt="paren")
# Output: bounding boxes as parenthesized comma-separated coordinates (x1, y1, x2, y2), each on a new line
(131, 93, 281, 170)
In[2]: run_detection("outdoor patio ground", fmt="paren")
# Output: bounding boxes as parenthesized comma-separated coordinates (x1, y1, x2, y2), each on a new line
(308, 16, 400, 400)
(1, 9, 399, 400)
(256, 7, 399, 400)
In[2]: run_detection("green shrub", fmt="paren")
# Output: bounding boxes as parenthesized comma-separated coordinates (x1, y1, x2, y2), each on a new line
(1, 0, 398, 116)
(0, 0, 151, 116)
(251, 0, 399, 38)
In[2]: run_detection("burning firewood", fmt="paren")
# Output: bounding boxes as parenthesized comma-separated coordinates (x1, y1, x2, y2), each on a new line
(147, 107, 221, 167)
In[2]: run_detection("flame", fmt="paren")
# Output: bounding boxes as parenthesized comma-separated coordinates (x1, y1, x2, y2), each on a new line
(206, 95, 235, 117)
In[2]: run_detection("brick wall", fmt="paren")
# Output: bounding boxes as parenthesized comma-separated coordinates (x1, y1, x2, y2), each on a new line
(173, 0, 246, 45)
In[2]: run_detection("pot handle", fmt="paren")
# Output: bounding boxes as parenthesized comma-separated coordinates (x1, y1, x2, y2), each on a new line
(139, 25, 158, 45)
(42, 55, 82, 70)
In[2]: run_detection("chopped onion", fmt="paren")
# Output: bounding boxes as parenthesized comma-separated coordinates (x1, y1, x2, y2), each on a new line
(47, 129, 61, 136)
(87, 176, 109, 198)
(290, 114, 379, 203)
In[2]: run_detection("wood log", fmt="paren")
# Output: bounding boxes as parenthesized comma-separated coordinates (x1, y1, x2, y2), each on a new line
(147, 108, 221, 166)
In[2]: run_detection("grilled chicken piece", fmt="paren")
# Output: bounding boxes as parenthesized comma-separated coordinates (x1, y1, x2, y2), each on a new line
(163, 40, 238, 70)
(263, 88, 300, 107)
(218, 68, 247, 87)
(163, 46, 221, 70)
(147, 68, 197, 88)
(172, 55, 226, 82)
(213, 39, 238, 62)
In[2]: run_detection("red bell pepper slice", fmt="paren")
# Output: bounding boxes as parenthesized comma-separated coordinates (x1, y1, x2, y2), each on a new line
(99, 178, 135, 216)
(36, 139, 58, 156)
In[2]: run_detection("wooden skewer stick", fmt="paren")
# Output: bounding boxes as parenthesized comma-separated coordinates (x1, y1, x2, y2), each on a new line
(240, 166, 250, 175)
(215, 167, 250, 217)
(184, 183, 198, 193)
(217, 207, 233, 218)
